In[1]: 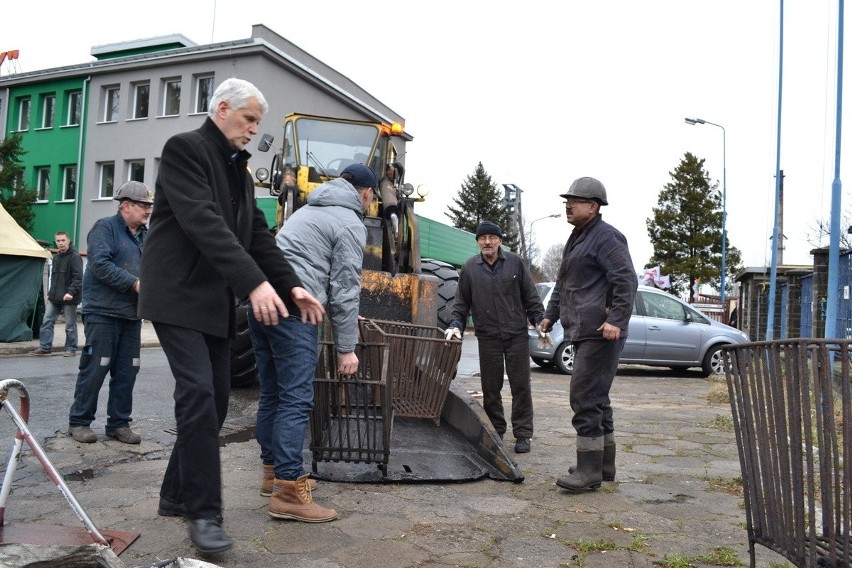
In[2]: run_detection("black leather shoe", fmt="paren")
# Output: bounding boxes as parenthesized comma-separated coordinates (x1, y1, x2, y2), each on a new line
(158, 497, 188, 518)
(189, 518, 232, 554)
(514, 437, 531, 454)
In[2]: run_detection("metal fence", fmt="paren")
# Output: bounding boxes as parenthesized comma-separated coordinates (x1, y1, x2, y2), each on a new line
(724, 339, 852, 567)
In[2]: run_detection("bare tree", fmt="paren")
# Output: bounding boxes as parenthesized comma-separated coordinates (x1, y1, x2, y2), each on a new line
(539, 243, 564, 282)
(807, 211, 852, 250)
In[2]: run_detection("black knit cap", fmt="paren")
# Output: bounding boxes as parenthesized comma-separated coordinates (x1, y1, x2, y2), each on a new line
(475, 221, 503, 240)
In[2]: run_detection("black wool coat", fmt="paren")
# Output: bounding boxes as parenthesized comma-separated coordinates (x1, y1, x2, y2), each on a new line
(139, 118, 302, 338)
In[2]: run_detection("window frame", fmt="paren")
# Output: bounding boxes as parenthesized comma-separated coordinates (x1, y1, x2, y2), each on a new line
(126, 159, 145, 182)
(103, 86, 120, 122)
(194, 75, 214, 114)
(98, 162, 116, 198)
(61, 165, 77, 201)
(41, 94, 56, 128)
(17, 97, 30, 131)
(67, 91, 82, 126)
(132, 83, 150, 120)
(162, 79, 182, 116)
(36, 167, 50, 201)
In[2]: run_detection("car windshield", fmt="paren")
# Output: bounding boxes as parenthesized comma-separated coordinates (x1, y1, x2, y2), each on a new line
(536, 282, 553, 302)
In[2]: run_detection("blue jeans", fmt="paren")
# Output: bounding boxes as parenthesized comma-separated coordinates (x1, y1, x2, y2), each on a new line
(39, 302, 78, 352)
(69, 315, 141, 430)
(249, 307, 318, 481)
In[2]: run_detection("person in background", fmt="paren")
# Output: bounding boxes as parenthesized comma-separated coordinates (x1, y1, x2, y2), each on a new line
(251, 162, 375, 524)
(33, 231, 83, 357)
(68, 181, 151, 445)
(539, 176, 637, 493)
(378, 161, 403, 237)
(139, 78, 324, 555)
(445, 220, 543, 454)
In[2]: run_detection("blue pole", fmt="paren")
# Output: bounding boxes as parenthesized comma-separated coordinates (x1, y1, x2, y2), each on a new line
(825, 0, 844, 339)
(766, 0, 784, 341)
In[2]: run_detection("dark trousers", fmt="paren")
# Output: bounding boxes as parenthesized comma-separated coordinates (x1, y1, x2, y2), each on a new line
(477, 335, 533, 439)
(154, 322, 230, 521)
(570, 337, 626, 437)
(69, 316, 141, 430)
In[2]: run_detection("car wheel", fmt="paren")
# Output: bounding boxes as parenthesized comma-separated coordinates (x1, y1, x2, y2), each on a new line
(554, 342, 574, 375)
(701, 344, 725, 377)
(531, 357, 554, 368)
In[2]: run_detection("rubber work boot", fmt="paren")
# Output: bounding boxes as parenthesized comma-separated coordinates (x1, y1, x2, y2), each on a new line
(568, 432, 616, 481)
(556, 435, 604, 492)
(261, 464, 316, 497)
(268, 475, 336, 522)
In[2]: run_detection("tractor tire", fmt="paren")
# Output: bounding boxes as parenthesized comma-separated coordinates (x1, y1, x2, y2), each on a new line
(230, 300, 258, 388)
(420, 258, 459, 329)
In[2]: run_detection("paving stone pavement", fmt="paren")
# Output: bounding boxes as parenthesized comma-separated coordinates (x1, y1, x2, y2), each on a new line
(0, 324, 794, 567)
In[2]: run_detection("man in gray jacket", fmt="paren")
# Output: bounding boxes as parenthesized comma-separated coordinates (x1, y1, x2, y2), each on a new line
(249, 163, 374, 523)
(446, 221, 544, 454)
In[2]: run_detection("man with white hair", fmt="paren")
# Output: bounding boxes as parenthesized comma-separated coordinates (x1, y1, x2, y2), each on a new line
(140, 78, 324, 554)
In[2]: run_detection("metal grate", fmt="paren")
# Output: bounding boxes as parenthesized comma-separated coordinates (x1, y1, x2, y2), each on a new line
(310, 341, 392, 477)
(724, 339, 852, 568)
(359, 318, 462, 425)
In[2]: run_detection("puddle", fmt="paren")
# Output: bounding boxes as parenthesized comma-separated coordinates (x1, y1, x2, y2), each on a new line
(219, 426, 256, 447)
(63, 468, 95, 482)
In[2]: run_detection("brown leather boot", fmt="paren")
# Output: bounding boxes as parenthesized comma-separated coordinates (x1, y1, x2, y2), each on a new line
(261, 464, 316, 496)
(268, 475, 336, 522)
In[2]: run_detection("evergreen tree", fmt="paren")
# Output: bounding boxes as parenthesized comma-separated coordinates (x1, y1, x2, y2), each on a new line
(0, 133, 37, 232)
(646, 152, 742, 298)
(447, 162, 517, 250)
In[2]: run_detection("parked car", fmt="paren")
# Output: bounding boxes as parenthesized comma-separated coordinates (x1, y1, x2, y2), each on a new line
(529, 283, 749, 377)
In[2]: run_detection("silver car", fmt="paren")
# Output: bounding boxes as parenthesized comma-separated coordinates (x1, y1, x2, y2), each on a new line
(529, 283, 749, 377)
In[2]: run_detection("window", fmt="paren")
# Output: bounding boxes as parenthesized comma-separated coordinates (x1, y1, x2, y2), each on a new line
(41, 94, 55, 128)
(11, 170, 25, 194)
(67, 91, 82, 125)
(127, 160, 144, 182)
(162, 79, 181, 116)
(62, 165, 77, 200)
(17, 97, 30, 130)
(195, 75, 214, 113)
(99, 162, 115, 198)
(103, 87, 120, 122)
(133, 83, 149, 119)
(36, 167, 50, 201)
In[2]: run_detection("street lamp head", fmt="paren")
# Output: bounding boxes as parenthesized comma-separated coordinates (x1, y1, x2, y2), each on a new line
(684, 117, 706, 125)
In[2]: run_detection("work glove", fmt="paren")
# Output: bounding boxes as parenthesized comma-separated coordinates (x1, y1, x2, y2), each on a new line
(536, 324, 553, 350)
(444, 327, 462, 341)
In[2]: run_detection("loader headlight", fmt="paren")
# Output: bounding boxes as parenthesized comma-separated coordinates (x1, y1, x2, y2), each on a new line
(401, 183, 415, 197)
(256, 168, 270, 182)
(417, 185, 429, 198)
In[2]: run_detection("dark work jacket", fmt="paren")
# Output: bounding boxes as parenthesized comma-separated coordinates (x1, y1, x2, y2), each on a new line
(82, 214, 145, 320)
(139, 118, 302, 338)
(48, 246, 83, 305)
(449, 249, 543, 340)
(544, 215, 637, 341)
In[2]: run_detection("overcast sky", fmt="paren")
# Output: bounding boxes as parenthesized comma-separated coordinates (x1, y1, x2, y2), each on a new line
(3, 1, 850, 279)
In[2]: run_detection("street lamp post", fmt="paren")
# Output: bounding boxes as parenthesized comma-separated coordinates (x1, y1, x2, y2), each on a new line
(685, 117, 727, 310)
(528, 214, 561, 269)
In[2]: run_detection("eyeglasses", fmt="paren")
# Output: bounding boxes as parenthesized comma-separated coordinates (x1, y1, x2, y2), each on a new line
(131, 200, 153, 210)
(564, 198, 594, 207)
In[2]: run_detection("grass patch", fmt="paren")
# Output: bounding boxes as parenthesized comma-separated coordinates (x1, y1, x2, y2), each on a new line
(698, 547, 743, 566)
(704, 475, 744, 496)
(705, 414, 734, 432)
(707, 384, 730, 404)
(655, 555, 694, 568)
